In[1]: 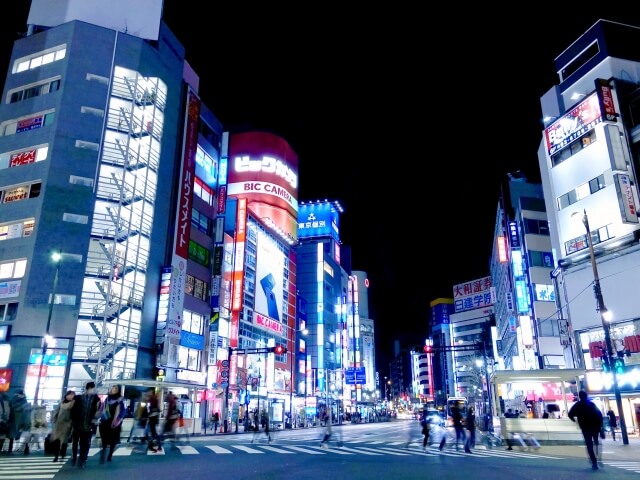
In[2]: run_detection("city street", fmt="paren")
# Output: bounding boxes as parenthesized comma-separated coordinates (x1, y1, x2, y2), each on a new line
(2, 420, 640, 480)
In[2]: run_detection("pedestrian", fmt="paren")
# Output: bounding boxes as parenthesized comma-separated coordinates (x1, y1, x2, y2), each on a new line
(128, 392, 150, 444)
(0, 393, 10, 453)
(568, 390, 603, 470)
(464, 406, 476, 453)
(162, 391, 180, 446)
(606, 409, 617, 441)
(50, 390, 75, 462)
(319, 410, 332, 448)
(439, 404, 466, 451)
(98, 384, 126, 463)
(8, 390, 31, 454)
(70, 381, 101, 468)
(420, 414, 431, 450)
(211, 411, 220, 434)
(146, 388, 161, 452)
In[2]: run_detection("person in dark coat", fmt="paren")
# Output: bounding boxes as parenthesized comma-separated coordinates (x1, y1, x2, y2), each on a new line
(568, 391, 603, 470)
(70, 381, 101, 468)
(0, 393, 10, 452)
(439, 405, 466, 451)
(606, 409, 618, 441)
(50, 390, 76, 462)
(8, 390, 30, 454)
(98, 384, 126, 463)
(464, 406, 476, 453)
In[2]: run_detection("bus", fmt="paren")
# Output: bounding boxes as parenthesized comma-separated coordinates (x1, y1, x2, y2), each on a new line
(446, 396, 468, 419)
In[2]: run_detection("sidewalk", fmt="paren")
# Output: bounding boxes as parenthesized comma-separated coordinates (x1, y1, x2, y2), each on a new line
(536, 432, 640, 461)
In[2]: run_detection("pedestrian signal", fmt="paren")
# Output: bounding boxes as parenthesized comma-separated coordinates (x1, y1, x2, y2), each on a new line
(613, 357, 625, 375)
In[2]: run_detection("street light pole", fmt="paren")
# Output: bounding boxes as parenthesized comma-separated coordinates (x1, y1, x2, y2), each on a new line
(580, 209, 628, 444)
(33, 251, 62, 406)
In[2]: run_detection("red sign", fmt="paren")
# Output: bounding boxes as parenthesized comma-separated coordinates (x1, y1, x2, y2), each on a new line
(10, 149, 37, 167)
(27, 365, 47, 377)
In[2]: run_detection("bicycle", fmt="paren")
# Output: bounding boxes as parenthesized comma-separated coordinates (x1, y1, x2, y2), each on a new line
(480, 430, 503, 449)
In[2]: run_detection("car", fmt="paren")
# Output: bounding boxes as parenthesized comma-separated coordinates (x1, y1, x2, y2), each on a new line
(424, 409, 445, 427)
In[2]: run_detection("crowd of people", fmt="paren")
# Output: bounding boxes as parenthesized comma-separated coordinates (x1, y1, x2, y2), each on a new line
(0, 382, 185, 469)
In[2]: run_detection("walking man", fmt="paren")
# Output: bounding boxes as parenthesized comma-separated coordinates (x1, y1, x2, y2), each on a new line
(568, 391, 603, 470)
(70, 381, 101, 469)
(606, 409, 617, 441)
(439, 404, 465, 451)
(464, 406, 476, 453)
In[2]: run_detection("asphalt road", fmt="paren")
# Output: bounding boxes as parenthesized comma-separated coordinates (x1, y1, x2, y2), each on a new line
(1, 420, 639, 480)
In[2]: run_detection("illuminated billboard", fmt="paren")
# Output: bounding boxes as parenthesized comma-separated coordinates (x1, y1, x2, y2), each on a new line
(298, 201, 340, 241)
(452, 276, 495, 313)
(227, 132, 299, 242)
(255, 230, 285, 321)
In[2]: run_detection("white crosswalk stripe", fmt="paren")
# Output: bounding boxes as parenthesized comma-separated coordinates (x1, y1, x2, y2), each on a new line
(603, 461, 640, 473)
(281, 445, 325, 455)
(260, 445, 295, 454)
(176, 445, 200, 454)
(355, 446, 412, 456)
(232, 445, 266, 453)
(0, 457, 67, 479)
(205, 445, 233, 454)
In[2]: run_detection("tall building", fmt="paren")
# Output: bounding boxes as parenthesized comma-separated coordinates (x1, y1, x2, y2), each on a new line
(490, 175, 565, 372)
(538, 19, 640, 427)
(0, 2, 216, 405)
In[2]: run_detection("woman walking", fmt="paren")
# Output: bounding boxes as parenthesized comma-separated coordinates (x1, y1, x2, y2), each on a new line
(51, 390, 75, 462)
(98, 385, 126, 463)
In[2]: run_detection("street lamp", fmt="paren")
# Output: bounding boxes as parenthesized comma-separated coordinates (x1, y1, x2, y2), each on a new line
(573, 209, 629, 444)
(33, 250, 62, 406)
(256, 356, 262, 429)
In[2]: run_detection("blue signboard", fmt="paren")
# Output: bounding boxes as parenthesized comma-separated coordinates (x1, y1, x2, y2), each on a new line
(180, 331, 205, 350)
(345, 367, 366, 385)
(297, 201, 340, 241)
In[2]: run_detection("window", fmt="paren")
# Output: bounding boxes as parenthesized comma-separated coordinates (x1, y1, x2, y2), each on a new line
(1, 111, 55, 137)
(528, 251, 554, 268)
(523, 218, 550, 236)
(0, 145, 48, 170)
(0, 303, 18, 322)
(0, 219, 35, 240)
(556, 173, 608, 211)
(551, 129, 597, 167)
(191, 208, 212, 235)
(188, 240, 210, 267)
(193, 177, 213, 206)
(2, 182, 42, 203)
(0, 259, 27, 279)
(13, 45, 66, 74)
(565, 224, 614, 255)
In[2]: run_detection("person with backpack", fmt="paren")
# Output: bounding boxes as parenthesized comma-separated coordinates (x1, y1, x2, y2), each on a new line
(568, 390, 604, 470)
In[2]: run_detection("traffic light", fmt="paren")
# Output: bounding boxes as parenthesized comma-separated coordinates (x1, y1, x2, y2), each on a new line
(273, 345, 287, 354)
(602, 355, 611, 373)
(613, 357, 625, 375)
(423, 345, 433, 354)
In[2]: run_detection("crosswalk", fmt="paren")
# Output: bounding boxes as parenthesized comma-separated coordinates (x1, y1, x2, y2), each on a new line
(55, 442, 571, 458)
(2, 444, 639, 479)
(0, 456, 67, 480)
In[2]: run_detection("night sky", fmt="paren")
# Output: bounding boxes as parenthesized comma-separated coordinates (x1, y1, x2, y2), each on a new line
(5, 2, 640, 372)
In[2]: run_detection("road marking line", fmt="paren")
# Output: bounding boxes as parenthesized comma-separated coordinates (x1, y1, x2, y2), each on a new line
(205, 445, 233, 454)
